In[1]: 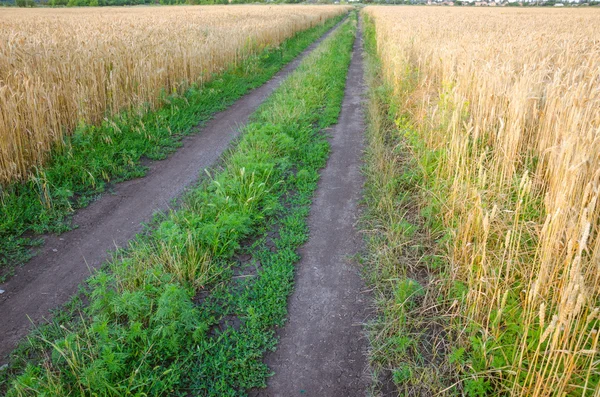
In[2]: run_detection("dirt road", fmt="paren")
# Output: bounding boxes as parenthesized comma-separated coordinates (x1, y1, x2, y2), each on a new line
(253, 20, 370, 397)
(0, 20, 345, 364)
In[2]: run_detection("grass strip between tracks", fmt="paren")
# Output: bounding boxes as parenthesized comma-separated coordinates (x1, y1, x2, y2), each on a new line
(1, 12, 357, 397)
(0, 12, 346, 283)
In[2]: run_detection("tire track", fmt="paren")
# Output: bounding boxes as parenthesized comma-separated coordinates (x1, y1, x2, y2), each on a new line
(253, 19, 370, 397)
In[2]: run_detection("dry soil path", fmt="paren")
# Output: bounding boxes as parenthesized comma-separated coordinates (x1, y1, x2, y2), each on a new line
(253, 21, 370, 397)
(0, 19, 346, 364)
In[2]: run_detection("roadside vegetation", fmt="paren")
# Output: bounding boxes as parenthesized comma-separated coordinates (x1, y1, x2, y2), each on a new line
(363, 6, 600, 396)
(0, 12, 356, 396)
(362, 14, 456, 396)
(0, 8, 348, 282)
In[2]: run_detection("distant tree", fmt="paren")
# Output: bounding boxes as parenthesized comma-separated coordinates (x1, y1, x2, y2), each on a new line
(16, 0, 35, 7)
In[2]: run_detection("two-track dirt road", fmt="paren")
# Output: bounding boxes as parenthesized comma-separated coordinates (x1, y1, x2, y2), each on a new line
(1, 16, 372, 397)
(0, 19, 346, 364)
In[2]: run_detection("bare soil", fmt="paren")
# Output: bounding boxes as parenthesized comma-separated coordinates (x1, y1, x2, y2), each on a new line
(0, 23, 343, 364)
(252, 21, 370, 397)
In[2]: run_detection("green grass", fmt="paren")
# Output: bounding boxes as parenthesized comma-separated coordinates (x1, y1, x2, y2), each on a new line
(0, 12, 346, 283)
(1, 12, 357, 396)
(360, 13, 458, 396)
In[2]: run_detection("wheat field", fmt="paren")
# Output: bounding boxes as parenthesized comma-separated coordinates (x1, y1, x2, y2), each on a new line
(0, 5, 347, 184)
(365, 6, 600, 395)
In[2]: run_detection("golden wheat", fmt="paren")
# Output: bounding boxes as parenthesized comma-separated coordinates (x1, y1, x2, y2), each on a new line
(365, 6, 600, 395)
(0, 5, 348, 184)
